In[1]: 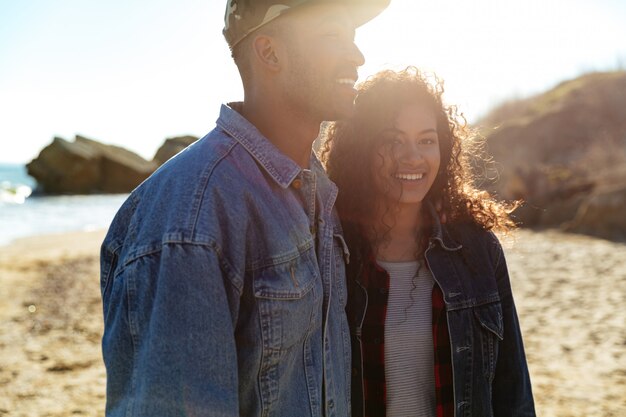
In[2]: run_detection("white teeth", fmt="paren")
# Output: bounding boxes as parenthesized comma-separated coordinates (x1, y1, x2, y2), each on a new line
(336, 78, 356, 86)
(395, 173, 424, 181)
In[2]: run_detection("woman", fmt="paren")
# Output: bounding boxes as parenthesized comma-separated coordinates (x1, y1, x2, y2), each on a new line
(321, 67, 535, 417)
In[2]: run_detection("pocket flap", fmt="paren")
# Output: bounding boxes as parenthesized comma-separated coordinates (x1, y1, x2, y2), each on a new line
(333, 233, 350, 265)
(473, 302, 504, 340)
(253, 250, 318, 300)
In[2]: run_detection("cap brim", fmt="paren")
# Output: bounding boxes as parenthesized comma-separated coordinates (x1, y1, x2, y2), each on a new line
(324, 0, 391, 28)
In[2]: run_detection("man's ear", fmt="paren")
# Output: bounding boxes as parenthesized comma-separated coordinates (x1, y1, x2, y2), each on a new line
(252, 35, 282, 72)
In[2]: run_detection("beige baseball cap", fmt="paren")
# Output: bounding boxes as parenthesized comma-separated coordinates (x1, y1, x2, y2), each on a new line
(223, 0, 391, 49)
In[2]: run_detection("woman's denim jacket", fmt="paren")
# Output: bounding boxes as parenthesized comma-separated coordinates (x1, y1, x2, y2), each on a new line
(100, 104, 352, 417)
(347, 212, 536, 417)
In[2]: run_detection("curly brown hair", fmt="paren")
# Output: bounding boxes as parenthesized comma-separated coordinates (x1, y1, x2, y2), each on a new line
(320, 66, 516, 248)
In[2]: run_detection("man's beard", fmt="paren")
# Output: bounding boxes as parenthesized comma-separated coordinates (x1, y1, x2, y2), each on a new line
(282, 53, 354, 123)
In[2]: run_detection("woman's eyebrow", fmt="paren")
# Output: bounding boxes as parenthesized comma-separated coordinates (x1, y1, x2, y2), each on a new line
(381, 128, 437, 135)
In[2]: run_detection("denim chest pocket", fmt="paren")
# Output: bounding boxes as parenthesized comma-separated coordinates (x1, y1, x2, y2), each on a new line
(473, 302, 504, 381)
(253, 248, 320, 350)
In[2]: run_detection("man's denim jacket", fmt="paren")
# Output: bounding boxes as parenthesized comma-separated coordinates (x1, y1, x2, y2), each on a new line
(348, 210, 536, 417)
(100, 104, 352, 417)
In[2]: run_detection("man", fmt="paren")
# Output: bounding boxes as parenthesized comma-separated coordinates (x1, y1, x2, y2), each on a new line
(100, 1, 389, 416)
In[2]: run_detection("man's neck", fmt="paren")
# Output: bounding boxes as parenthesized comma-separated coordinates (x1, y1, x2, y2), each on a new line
(239, 98, 320, 168)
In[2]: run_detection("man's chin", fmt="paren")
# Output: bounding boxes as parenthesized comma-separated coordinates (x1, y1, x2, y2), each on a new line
(321, 102, 356, 122)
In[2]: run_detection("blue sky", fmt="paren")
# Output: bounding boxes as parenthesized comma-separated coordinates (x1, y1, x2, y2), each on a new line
(1, 0, 625, 163)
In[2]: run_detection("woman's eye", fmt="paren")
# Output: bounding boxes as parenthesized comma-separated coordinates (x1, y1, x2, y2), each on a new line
(420, 138, 437, 145)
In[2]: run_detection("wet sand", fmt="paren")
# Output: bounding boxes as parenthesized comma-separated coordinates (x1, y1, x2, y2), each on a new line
(0, 229, 624, 416)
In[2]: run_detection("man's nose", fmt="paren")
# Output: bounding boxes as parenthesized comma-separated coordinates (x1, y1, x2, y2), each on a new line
(348, 41, 366, 67)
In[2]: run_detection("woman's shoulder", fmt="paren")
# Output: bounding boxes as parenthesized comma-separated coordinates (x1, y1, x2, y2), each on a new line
(445, 221, 503, 252)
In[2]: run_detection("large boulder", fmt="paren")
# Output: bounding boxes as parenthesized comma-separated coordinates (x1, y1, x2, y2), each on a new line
(153, 135, 198, 165)
(564, 184, 626, 241)
(27, 135, 157, 194)
(477, 71, 626, 240)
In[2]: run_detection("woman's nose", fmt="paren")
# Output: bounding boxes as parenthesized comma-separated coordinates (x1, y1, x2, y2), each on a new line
(399, 143, 423, 165)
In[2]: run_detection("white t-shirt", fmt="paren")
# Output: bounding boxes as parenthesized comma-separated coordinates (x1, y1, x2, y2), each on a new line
(377, 260, 436, 417)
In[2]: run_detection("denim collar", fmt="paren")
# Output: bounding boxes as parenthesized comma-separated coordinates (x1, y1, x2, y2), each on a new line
(427, 202, 463, 251)
(217, 103, 307, 189)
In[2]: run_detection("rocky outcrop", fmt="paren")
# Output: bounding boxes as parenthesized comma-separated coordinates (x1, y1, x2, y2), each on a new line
(478, 71, 626, 240)
(152, 135, 198, 165)
(563, 184, 626, 241)
(27, 135, 158, 194)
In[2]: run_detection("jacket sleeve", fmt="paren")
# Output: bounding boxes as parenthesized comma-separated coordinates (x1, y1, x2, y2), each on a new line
(491, 237, 537, 417)
(102, 242, 241, 417)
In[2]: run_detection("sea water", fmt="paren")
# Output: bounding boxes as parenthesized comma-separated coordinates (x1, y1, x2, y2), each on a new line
(0, 164, 127, 246)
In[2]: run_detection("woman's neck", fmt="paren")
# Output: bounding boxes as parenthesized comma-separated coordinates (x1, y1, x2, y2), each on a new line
(373, 202, 426, 262)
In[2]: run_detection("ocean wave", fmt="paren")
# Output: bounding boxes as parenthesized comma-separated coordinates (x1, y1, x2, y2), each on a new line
(0, 193, 127, 246)
(0, 181, 33, 204)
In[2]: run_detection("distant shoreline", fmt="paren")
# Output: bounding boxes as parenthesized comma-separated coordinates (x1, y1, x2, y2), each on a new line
(0, 164, 126, 246)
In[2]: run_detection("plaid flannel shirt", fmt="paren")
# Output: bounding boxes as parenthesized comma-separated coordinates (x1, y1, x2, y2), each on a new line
(360, 258, 454, 417)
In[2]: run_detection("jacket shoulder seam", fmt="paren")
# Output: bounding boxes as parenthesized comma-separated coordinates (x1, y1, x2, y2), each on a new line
(115, 238, 243, 294)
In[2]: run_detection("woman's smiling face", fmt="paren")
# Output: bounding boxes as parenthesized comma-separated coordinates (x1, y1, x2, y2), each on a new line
(371, 102, 441, 209)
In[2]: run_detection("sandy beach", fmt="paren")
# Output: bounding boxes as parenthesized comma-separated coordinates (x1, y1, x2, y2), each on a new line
(0, 229, 624, 416)
(0, 231, 107, 417)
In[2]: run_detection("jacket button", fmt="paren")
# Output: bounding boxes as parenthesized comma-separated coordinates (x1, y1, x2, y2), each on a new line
(292, 179, 302, 189)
